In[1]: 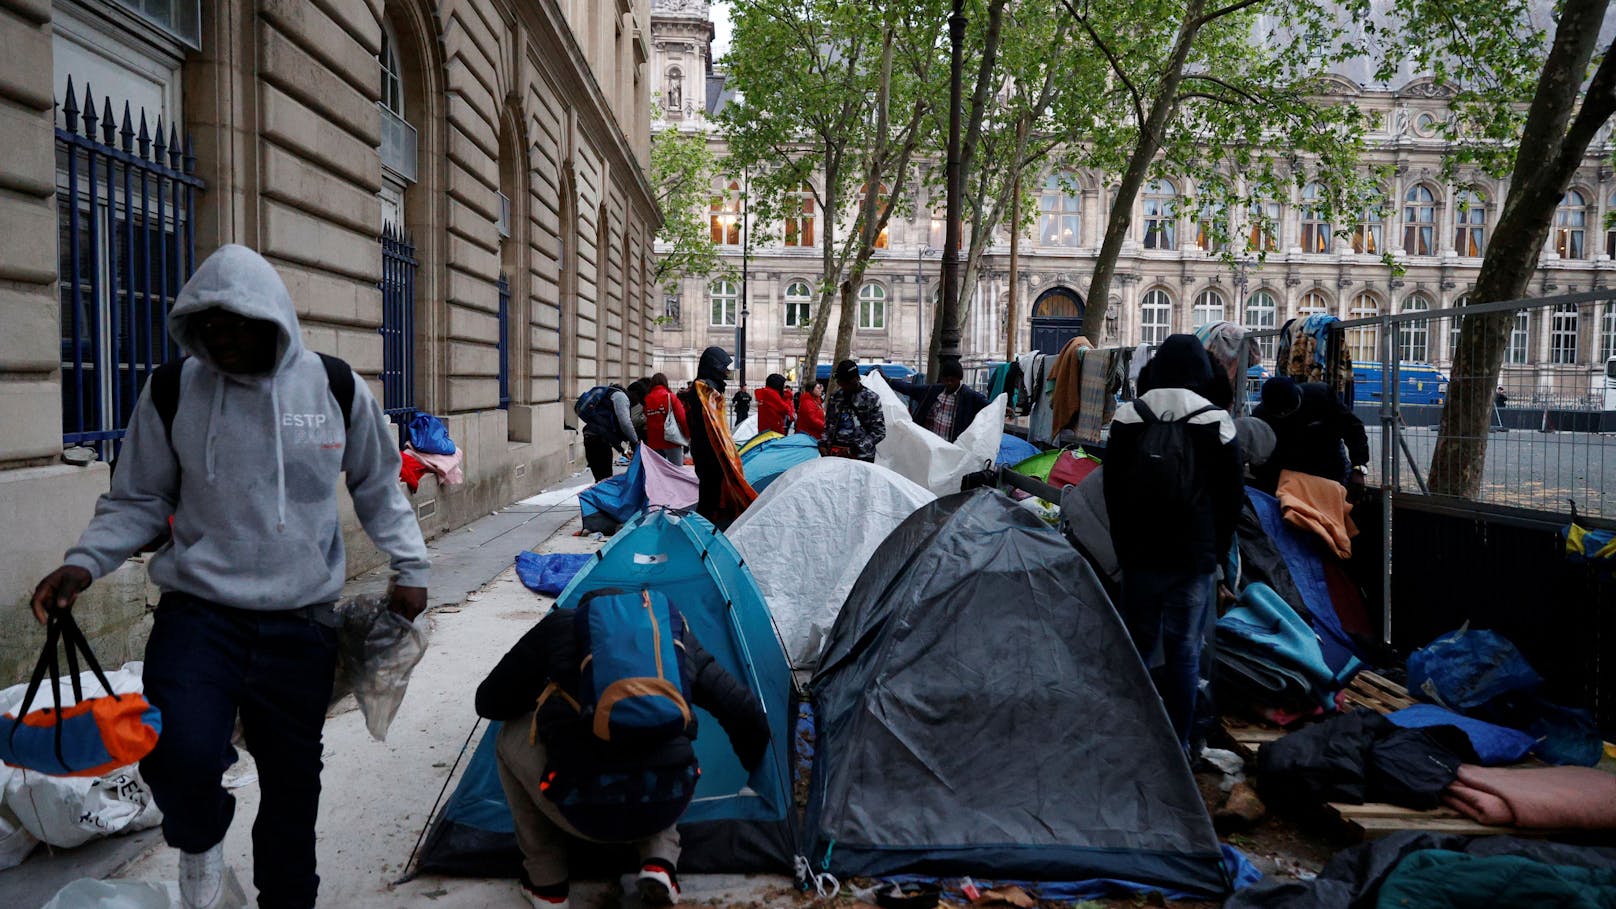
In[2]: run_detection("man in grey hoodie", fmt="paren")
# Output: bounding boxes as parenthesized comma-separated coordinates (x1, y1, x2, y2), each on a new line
(29, 245, 430, 909)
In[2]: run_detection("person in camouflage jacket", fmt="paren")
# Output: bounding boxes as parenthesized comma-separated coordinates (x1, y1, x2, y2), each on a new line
(820, 359, 887, 462)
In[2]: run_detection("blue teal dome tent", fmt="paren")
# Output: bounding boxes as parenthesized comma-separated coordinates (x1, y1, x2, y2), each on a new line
(740, 434, 820, 493)
(413, 509, 797, 876)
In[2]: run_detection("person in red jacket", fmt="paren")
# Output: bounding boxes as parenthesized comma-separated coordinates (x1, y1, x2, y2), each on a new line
(755, 373, 796, 436)
(795, 381, 826, 440)
(642, 373, 689, 465)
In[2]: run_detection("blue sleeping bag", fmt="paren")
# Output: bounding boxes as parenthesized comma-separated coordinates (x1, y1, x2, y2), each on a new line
(1386, 704, 1536, 766)
(1246, 488, 1358, 673)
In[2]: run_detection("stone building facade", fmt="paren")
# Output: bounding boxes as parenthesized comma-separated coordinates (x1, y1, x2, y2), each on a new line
(651, 4, 1616, 395)
(0, 0, 657, 680)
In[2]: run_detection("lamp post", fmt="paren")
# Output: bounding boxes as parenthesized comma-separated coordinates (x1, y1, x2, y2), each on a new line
(917, 244, 936, 372)
(737, 165, 751, 387)
(939, 0, 966, 371)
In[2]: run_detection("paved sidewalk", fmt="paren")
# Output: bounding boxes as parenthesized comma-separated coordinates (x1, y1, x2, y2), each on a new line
(5, 470, 788, 908)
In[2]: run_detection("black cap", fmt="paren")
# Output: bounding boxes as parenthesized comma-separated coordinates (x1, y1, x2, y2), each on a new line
(834, 359, 861, 381)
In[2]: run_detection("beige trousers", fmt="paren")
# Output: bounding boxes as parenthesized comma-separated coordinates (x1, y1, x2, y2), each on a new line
(494, 714, 682, 887)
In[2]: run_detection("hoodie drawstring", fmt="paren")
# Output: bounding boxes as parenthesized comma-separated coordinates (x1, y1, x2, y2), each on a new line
(205, 381, 225, 483)
(270, 380, 286, 532)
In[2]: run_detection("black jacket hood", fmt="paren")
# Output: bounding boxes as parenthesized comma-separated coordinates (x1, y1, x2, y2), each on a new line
(1140, 334, 1214, 395)
(698, 346, 732, 392)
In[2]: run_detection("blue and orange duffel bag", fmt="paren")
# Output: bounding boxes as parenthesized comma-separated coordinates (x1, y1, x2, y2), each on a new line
(0, 608, 161, 777)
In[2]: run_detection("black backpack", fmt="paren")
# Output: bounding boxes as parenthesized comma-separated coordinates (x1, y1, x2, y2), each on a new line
(1131, 398, 1219, 516)
(149, 353, 356, 444)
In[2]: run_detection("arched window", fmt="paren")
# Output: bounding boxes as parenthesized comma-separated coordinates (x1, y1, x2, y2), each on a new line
(1555, 190, 1588, 259)
(1245, 289, 1279, 358)
(784, 281, 812, 327)
(1038, 173, 1081, 247)
(1193, 289, 1225, 327)
(1141, 288, 1173, 344)
(710, 180, 742, 246)
(1507, 310, 1530, 364)
(857, 183, 891, 249)
(1195, 182, 1228, 253)
(1247, 199, 1280, 253)
(1403, 184, 1438, 255)
(380, 23, 404, 118)
(1352, 188, 1387, 254)
(784, 182, 816, 247)
(1455, 189, 1487, 257)
(709, 279, 738, 326)
(1551, 302, 1580, 363)
(1299, 290, 1331, 319)
(1142, 179, 1177, 249)
(1346, 293, 1379, 363)
(1398, 295, 1431, 362)
(858, 283, 886, 329)
(1300, 182, 1332, 253)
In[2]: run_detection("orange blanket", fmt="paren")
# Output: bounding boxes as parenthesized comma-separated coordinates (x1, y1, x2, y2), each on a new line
(695, 382, 757, 525)
(1443, 764, 1616, 829)
(1047, 336, 1093, 435)
(1277, 469, 1357, 559)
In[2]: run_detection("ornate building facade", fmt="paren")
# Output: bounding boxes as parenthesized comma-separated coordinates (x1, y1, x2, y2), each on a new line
(651, 2, 1616, 392)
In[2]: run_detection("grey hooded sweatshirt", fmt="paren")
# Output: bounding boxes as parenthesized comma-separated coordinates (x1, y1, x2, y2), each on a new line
(64, 245, 430, 610)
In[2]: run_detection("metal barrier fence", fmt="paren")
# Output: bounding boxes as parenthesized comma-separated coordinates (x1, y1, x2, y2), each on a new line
(57, 79, 202, 461)
(497, 272, 511, 410)
(380, 223, 418, 420)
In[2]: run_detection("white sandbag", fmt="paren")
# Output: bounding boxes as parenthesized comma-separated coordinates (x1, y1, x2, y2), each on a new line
(863, 371, 1005, 496)
(0, 792, 40, 871)
(729, 458, 935, 667)
(0, 662, 163, 849)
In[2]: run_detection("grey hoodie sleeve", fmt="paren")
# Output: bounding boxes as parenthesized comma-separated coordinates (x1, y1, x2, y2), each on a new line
(612, 390, 636, 444)
(343, 376, 430, 588)
(64, 386, 179, 580)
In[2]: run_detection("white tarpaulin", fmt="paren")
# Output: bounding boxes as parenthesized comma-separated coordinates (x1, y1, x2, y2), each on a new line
(731, 413, 759, 445)
(0, 662, 162, 855)
(729, 458, 935, 667)
(862, 371, 1006, 496)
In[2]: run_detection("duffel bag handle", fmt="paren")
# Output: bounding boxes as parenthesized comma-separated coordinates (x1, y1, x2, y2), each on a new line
(7, 608, 122, 771)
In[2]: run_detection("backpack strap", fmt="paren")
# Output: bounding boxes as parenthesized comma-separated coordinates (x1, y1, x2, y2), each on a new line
(316, 352, 356, 431)
(1133, 398, 1158, 423)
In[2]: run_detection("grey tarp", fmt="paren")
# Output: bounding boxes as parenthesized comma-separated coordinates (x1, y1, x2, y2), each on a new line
(1059, 468, 1118, 588)
(805, 489, 1229, 897)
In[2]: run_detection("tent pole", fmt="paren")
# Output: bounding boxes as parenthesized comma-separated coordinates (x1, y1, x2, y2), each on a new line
(396, 717, 483, 884)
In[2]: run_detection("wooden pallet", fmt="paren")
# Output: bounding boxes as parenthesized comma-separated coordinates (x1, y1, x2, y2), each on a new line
(1339, 670, 1416, 713)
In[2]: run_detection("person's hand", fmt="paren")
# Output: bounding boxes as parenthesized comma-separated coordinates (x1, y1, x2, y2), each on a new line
(31, 565, 92, 625)
(389, 585, 428, 622)
(1217, 583, 1238, 611)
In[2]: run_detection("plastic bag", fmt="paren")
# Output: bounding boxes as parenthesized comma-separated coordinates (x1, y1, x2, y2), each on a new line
(406, 412, 456, 455)
(40, 872, 246, 909)
(1407, 625, 1542, 712)
(329, 595, 429, 741)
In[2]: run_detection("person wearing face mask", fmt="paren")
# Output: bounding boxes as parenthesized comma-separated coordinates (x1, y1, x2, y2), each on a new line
(29, 245, 429, 909)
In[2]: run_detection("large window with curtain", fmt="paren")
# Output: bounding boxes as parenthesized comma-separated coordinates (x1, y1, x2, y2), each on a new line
(1403, 184, 1438, 256)
(1143, 179, 1177, 249)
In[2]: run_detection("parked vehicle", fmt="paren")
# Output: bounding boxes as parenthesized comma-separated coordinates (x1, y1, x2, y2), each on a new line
(813, 362, 920, 383)
(1601, 357, 1616, 411)
(1352, 361, 1450, 406)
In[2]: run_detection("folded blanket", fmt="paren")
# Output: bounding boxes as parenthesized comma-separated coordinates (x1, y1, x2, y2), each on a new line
(1277, 469, 1357, 559)
(407, 443, 465, 486)
(1444, 764, 1616, 829)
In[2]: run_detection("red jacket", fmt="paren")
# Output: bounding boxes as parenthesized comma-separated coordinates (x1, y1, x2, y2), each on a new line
(755, 386, 796, 435)
(644, 385, 689, 450)
(795, 390, 826, 439)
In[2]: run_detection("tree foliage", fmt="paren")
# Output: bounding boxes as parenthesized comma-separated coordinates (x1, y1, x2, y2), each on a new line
(650, 110, 727, 296)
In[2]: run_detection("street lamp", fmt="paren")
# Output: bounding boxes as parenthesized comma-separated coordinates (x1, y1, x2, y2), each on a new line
(737, 165, 751, 388)
(917, 244, 936, 372)
(940, 0, 967, 369)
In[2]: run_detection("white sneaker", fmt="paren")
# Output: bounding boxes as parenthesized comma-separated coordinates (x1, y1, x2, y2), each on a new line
(636, 863, 680, 905)
(520, 886, 570, 909)
(178, 843, 226, 909)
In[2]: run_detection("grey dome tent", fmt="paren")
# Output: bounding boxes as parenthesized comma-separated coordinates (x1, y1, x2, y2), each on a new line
(805, 489, 1229, 897)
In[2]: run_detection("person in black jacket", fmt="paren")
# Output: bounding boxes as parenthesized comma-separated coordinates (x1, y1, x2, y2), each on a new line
(1252, 377, 1370, 498)
(679, 347, 734, 523)
(889, 360, 990, 443)
(1104, 334, 1243, 752)
(476, 604, 769, 909)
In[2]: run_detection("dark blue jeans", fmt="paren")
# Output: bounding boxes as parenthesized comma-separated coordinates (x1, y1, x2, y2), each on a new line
(140, 593, 339, 909)
(1121, 570, 1215, 753)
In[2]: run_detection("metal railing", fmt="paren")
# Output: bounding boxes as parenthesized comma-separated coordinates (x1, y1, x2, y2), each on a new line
(57, 78, 203, 461)
(497, 272, 511, 410)
(380, 223, 417, 420)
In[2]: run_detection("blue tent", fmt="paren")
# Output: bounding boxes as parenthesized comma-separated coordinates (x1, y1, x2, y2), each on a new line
(996, 434, 1041, 467)
(578, 452, 646, 533)
(740, 434, 820, 492)
(414, 509, 797, 877)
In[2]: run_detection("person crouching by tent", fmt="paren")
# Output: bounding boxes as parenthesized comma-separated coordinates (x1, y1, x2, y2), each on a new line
(474, 600, 770, 909)
(643, 373, 689, 466)
(795, 381, 826, 440)
(889, 359, 989, 443)
(821, 360, 886, 462)
(1104, 334, 1243, 753)
(678, 346, 758, 527)
(579, 384, 637, 483)
(756, 373, 796, 435)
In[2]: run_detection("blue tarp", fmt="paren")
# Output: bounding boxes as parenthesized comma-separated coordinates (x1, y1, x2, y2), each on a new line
(1246, 488, 1359, 672)
(1386, 704, 1536, 766)
(513, 551, 593, 597)
(739, 434, 820, 492)
(996, 434, 1040, 467)
(415, 510, 797, 877)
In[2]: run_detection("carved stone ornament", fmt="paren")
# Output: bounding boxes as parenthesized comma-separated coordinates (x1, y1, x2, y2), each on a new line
(1402, 80, 1455, 99)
